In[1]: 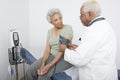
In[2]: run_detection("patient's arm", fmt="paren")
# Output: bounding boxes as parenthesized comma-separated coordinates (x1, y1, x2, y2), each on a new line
(49, 51, 63, 66)
(41, 40, 50, 66)
(38, 35, 73, 76)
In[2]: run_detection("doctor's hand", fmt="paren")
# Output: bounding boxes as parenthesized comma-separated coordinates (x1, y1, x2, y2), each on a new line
(68, 44, 78, 50)
(59, 44, 67, 52)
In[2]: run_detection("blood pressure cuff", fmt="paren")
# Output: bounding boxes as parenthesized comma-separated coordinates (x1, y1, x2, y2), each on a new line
(59, 35, 70, 48)
(51, 72, 72, 80)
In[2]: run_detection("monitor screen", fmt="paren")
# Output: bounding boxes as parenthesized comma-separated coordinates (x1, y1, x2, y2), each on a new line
(13, 32, 18, 40)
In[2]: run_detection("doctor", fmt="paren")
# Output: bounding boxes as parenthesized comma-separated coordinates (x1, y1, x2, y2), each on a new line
(59, 0, 118, 80)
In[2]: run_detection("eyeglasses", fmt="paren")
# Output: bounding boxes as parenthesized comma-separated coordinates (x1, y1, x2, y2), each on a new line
(79, 12, 89, 18)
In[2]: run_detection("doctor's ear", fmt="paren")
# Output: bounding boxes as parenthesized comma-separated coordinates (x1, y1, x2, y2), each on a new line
(50, 21, 52, 24)
(89, 11, 95, 18)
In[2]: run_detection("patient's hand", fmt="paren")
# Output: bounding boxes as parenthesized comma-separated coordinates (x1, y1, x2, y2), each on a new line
(37, 64, 52, 76)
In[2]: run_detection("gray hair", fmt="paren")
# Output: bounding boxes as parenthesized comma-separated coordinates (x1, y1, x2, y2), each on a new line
(82, 0, 102, 16)
(46, 8, 62, 23)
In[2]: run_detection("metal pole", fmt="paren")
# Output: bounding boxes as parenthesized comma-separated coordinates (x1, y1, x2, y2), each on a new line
(15, 64, 18, 80)
(23, 60, 26, 80)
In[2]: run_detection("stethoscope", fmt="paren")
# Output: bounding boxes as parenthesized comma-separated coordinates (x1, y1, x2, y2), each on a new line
(79, 17, 105, 41)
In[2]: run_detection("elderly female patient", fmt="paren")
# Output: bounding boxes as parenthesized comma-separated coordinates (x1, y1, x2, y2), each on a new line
(20, 8, 73, 80)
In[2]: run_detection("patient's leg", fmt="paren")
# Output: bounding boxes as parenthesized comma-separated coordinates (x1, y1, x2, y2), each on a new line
(26, 58, 42, 80)
(20, 48, 37, 65)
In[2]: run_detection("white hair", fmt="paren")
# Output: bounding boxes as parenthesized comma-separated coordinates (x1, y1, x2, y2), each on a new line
(46, 8, 62, 23)
(82, 0, 102, 16)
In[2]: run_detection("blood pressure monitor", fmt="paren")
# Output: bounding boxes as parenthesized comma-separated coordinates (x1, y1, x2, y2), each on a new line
(9, 29, 20, 47)
(8, 29, 21, 65)
(13, 32, 19, 46)
(8, 29, 25, 80)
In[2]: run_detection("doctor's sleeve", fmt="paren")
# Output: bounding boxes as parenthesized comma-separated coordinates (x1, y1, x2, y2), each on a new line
(64, 30, 101, 66)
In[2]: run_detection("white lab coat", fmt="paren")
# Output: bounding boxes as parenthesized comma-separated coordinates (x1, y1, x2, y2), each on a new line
(64, 18, 118, 80)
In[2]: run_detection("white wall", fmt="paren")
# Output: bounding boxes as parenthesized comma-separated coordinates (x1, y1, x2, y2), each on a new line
(29, 0, 120, 68)
(0, 0, 29, 80)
